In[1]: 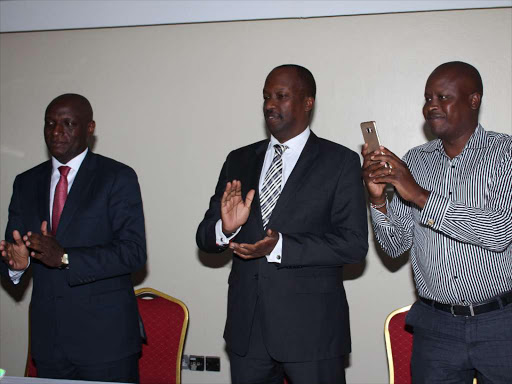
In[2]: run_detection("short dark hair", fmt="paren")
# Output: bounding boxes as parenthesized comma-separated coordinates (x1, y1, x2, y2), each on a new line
(273, 64, 316, 99)
(46, 93, 93, 121)
(433, 61, 483, 96)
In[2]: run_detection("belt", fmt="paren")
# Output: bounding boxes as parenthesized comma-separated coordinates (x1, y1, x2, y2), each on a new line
(420, 290, 512, 317)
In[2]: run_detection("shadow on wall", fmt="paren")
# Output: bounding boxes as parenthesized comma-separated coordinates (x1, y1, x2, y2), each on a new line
(197, 248, 232, 268)
(343, 260, 367, 281)
(1, 268, 32, 302)
(132, 263, 149, 286)
(343, 239, 410, 281)
(374, 237, 410, 273)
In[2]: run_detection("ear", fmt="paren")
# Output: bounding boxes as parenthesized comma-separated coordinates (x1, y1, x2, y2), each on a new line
(87, 120, 96, 136)
(304, 97, 315, 112)
(469, 93, 481, 110)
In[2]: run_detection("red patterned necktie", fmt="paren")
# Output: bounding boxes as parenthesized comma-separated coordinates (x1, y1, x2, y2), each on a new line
(52, 166, 71, 235)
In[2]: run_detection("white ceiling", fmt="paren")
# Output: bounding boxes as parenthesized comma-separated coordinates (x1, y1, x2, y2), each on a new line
(1, 0, 511, 33)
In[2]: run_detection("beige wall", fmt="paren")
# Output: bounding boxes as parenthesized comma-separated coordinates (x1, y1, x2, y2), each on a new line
(1, 8, 511, 383)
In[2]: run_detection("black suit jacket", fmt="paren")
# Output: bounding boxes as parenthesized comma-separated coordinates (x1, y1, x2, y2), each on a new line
(1, 151, 147, 364)
(197, 132, 368, 362)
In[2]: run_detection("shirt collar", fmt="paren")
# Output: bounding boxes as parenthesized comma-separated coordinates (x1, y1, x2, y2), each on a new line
(52, 148, 88, 172)
(269, 127, 311, 152)
(465, 124, 487, 149)
(420, 124, 486, 153)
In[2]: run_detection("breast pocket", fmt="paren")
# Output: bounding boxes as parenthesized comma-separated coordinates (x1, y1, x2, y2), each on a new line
(286, 191, 331, 231)
(294, 188, 330, 204)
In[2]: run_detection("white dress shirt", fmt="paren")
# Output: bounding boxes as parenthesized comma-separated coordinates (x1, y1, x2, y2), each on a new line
(9, 148, 88, 284)
(215, 128, 310, 263)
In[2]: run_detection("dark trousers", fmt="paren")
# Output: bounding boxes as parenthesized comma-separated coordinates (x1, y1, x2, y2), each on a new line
(406, 299, 512, 384)
(229, 299, 346, 384)
(35, 350, 140, 383)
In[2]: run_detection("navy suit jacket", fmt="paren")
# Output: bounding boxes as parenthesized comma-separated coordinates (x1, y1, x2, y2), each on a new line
(196, 132, 368, 362)
(1, 151, 147, 364)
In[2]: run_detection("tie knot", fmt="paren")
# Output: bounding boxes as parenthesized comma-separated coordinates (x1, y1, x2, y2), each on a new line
(273, 144, 288, 157)
(58, 166, 71, 177)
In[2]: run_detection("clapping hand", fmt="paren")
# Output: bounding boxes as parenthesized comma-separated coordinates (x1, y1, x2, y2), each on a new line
(221, 180, 255, 234)
(24, 221, 65, 268)
(0, 230, 29, 271)
(230, 229, 279, 260)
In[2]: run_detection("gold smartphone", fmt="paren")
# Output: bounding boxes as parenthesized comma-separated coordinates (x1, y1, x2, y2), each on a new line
(360, 121, 382, 153)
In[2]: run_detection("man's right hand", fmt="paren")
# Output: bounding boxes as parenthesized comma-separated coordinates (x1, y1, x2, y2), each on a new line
(361, 144, 388, 205)
(221, 180, 255, 234)
(0, 230, 30, 271)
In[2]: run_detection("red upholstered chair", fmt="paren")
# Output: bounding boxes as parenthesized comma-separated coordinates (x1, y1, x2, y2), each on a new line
(384, 305, 413, 384)
(25, 309, 37, 377)
(136, 287, 189, 384)
(25, 350, 37, 377)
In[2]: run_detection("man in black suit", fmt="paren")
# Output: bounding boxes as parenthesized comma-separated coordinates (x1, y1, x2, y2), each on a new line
(0, 94, 146, 382)
(196, 65, 368, 384)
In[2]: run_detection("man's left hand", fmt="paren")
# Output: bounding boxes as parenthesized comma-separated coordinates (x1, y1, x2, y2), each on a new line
(368, 147, 430, 209)
(229, 229, 279, 260)
(24, 221, 65, 268)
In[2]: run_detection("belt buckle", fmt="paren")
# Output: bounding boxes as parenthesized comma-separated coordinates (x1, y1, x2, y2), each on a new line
(450, 303, 475, 316)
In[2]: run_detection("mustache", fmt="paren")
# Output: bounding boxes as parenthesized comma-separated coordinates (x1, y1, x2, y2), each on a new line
(426, 113, 445, 119)
(264, 111, 282, 119)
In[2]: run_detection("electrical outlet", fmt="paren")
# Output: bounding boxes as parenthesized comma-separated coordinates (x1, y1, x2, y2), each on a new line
(189, 355, 205, 371)
(206, 356, 221, 371)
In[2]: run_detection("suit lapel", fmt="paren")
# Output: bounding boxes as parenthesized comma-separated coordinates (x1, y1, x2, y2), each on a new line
(38, 161, 52, 225)
(248, 141, 268, 234)
(56, 151, 96, 238)
(266, 132, 320, 228)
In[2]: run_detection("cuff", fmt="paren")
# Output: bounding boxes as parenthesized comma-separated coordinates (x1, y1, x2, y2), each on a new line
(8, 258, 30, 285)
(370, 202, 393, 227)
(266, 232, 283, 263)
(420, 191, 450, 230)
(215, 219, 241, 246)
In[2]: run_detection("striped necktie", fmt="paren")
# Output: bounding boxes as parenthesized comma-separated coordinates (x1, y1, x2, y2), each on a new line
(260, 144, 288, 229)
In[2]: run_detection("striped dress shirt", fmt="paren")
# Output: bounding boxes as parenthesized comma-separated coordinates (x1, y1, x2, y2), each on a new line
(371, 124, 512, 305)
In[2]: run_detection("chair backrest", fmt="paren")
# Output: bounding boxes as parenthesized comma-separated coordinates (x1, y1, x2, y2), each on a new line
(136, 287, 189, 384)
(25, 305, 37, 378)
(384, 304, 478, 384)
(25, 351, 37, 377)
(384, 305, 413, 384)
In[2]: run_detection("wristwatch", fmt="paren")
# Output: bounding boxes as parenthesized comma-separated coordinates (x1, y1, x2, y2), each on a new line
(61, 253, 69, 268)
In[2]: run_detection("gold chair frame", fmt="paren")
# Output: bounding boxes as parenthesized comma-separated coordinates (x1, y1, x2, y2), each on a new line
(135, 287, 189, 384)
(384, 304, 412, 384)
(385, 304, 477, 384)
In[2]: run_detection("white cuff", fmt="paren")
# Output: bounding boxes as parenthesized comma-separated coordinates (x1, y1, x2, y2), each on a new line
(266, 232, 283, 263)
(215, 219, 241, 246)
(8, 258, 30, 285)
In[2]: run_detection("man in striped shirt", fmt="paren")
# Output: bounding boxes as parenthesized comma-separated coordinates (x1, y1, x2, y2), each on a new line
(362, 61, 512, 383)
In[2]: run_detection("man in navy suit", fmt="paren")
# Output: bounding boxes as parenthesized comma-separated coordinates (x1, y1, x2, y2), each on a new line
(196, 65, 368, 384)
(0, 94, 146, 382)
